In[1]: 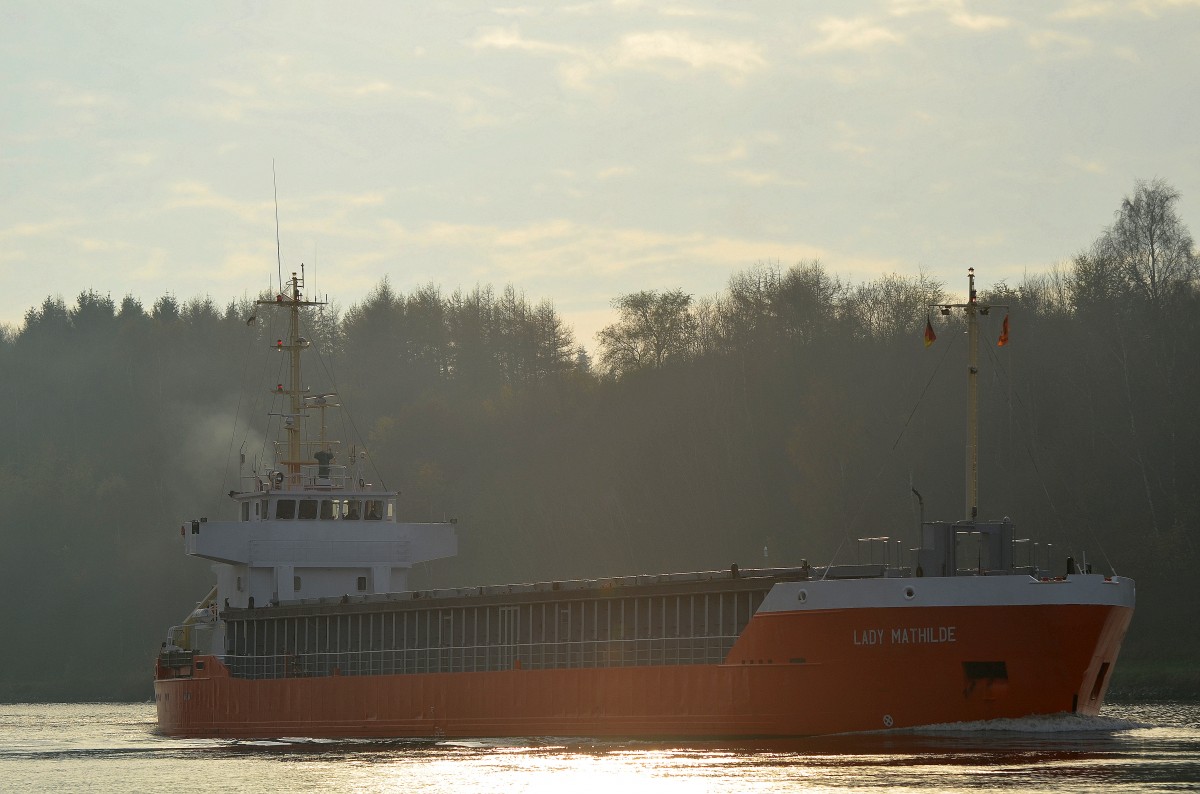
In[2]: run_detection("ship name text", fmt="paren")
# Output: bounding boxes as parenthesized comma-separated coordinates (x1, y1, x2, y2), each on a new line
(852, 626, 957, 646)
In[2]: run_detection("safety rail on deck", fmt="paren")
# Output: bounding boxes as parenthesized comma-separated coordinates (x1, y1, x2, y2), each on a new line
(223, 635, 741, 680)
(242, 465, 363, 493)
(159, 650, 195, 668)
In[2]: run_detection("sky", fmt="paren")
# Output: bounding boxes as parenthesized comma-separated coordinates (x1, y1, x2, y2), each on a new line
(3, 0, 1199, 348)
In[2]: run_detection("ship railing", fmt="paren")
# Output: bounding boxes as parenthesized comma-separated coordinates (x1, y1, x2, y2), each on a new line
(297, 464, 352, 490)
(221, 635, 743, 680)
(159, 649, 195, 668)
(241, 465, 362, 493)
(166, 624, 190, 650)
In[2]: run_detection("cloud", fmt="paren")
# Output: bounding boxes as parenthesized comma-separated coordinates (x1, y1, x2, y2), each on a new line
(216, 246, 280, 283)
(78, 238, 135, 253)
(806, 16, 904, 53)
(694, 141, 749, 164)
(887, 0, 958, 16)
(165, 182, 271, 225)
(836, 253, 916, 282)
(1050, 1, 1118, 20)
(727, 169, 804, 187)
(127, 248, 169, 283)
(471, 26, 584, 58)
(690, 131, 781, 169)
(886, 1, 1011, 31)
(471, 26, 765, 87)
(116, 150, 159, 168)
(0, 219, 79, 242)
(173, 58, 416, 128)
(1065, 154, 1107, 174)
(831, 140, 873, 158)
(615, 31, 766, 80)
(494, 6, 541, 17)
(949, 12, 1010, 30)
(1112, 45, 1140, 62)
(349, 81, 392, 97)
(596, 166, 636, 180)
(1132, 0, 1200, 17)
(374, 218, 824, 285)
(1026, 29, 1094, 56)
(471, 26, 602, 89)
(340, 191, 389, 207)
(22, 80, 126, 130)
(658, 6, 756, 22)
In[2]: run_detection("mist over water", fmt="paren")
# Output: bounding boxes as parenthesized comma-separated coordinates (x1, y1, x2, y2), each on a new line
(2, 702, 1197, 792)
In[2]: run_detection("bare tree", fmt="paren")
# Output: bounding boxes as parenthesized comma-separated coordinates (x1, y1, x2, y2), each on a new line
(596, 289, 698, 376)
(1097, 178, 1197, 313)
(843, 270, 945, 341)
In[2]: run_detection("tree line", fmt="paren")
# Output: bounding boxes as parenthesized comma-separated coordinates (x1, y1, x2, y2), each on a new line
(0, 178, 1195, 701)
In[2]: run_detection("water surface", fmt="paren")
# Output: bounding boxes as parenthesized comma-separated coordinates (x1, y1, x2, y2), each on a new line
(2, 702, 1197, 792)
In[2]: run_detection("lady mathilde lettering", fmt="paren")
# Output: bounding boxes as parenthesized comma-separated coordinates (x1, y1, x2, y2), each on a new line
(853, 626, 956, 646)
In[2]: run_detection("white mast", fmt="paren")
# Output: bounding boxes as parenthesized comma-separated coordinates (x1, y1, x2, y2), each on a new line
(933, 268, 1006, 522)
(966, 268, 979, 521)
(258, 269, 325, 488)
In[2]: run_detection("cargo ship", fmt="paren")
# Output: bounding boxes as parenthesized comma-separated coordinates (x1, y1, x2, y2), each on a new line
(154, 268, 1134, 738)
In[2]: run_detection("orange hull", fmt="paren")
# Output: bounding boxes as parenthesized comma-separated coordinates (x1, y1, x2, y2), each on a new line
(155, 601, 1132, 738)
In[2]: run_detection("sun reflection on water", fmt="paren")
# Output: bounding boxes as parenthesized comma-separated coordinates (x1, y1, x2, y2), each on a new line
(346, 744, 830, 794)
(2, 705, 1198, 792)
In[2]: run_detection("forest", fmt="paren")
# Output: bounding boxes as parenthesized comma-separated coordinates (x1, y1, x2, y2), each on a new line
(1, 178, 1196, 701)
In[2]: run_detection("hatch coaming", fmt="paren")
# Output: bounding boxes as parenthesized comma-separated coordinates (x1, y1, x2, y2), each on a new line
(219, 575, 775, 680)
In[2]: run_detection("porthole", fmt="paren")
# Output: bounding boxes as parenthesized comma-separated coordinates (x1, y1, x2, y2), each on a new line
(797, 589, 808, 603)
(903, 586, 916, 600)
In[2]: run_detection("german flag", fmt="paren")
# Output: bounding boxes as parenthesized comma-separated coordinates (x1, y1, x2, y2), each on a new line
(998, 314, 1009, 347)
(924, 315, 937, 348)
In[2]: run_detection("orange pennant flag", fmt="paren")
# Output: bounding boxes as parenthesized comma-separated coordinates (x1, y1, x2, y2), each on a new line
(924, 315, 937, 348)
(997, 314, 1009, 347)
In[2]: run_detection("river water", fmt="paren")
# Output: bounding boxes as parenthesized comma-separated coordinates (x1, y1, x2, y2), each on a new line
(1, 702, 1197, 792)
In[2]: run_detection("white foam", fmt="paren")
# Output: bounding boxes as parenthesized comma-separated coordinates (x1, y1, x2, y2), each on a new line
(906, 711, 1146, 734)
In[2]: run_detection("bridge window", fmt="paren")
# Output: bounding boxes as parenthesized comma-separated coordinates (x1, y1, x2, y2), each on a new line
(343, 500, 362, 520)
(275, 500, 296, 520)
(365, 500, 384, 520)
(298, 499, 318, 520)
(241, 502, 250, 521)
(320, 500, 336, 520)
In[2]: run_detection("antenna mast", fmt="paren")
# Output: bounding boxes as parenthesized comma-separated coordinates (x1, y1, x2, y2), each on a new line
(258, 271, 326, 487)
(273, 160, 283, 293)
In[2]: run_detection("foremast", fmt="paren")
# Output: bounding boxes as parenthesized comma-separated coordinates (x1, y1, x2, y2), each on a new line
(933, 268, 1007, 521)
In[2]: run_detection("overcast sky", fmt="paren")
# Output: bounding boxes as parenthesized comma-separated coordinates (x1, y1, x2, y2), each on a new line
(3, 1, 1198, 347)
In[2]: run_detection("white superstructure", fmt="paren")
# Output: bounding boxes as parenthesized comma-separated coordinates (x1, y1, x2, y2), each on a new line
(172, 270, 457, 654)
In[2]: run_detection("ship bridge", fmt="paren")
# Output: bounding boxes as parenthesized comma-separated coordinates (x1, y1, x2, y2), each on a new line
(170, 269, 458, 655)
(185, 480, 457, 613)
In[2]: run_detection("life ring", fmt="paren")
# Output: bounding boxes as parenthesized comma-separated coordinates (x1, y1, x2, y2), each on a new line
(274, 472, 284, 488)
